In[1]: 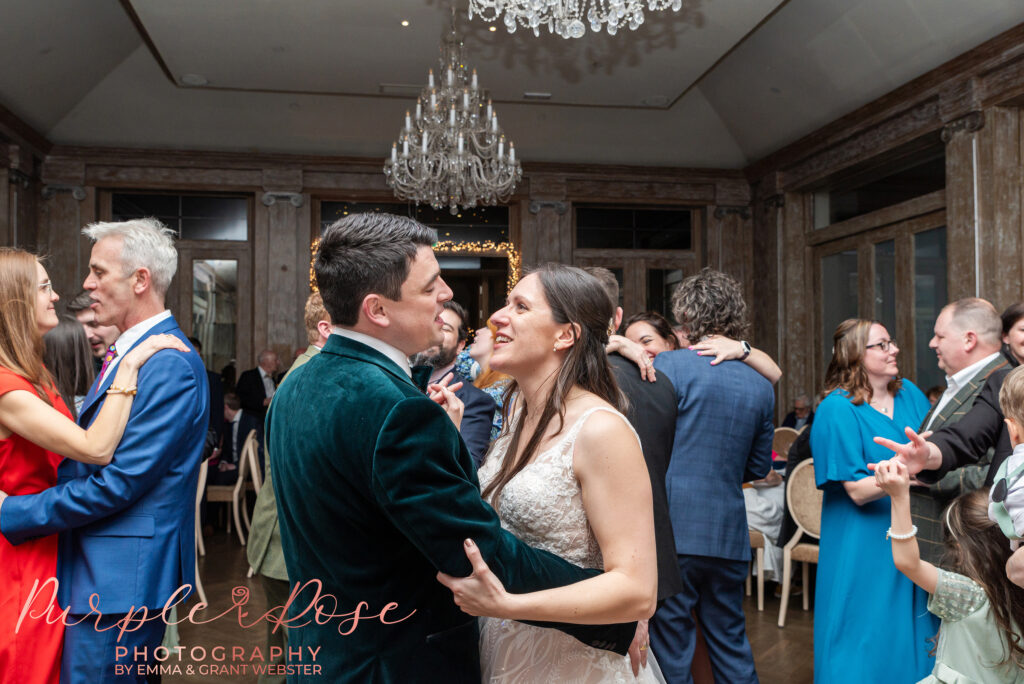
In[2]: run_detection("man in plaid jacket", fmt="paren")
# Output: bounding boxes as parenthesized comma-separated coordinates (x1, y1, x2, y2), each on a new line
(911, 298, 1008, 565)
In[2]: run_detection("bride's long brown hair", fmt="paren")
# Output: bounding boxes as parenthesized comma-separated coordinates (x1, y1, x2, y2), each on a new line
(481, 264, 623, 503)
(0, 248, 55, 403)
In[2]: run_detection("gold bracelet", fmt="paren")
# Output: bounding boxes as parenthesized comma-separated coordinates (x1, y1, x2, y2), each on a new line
(106, 386, 138, 396)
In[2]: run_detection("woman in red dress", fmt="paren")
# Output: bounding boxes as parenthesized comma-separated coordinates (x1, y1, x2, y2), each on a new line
(0, 247, 185, 684)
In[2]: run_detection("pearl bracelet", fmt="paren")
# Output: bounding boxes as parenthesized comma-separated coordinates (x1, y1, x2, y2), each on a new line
(106, 386, 138, 396)
(886, 525, 918, 541)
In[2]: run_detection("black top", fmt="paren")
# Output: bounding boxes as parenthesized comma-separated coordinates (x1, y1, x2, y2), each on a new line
(921, 364, 1013, 486)
(608, 353, 683, 601)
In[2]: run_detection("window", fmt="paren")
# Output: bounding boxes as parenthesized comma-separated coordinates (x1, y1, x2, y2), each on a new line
(320, 202, 509, 244)
(576, 206, 692, 250)
(112, 193, 248, 241)
(813, 146, 945, 229)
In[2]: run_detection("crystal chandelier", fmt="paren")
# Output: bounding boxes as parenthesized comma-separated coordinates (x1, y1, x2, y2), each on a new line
(383, 13, 522, 215)
(469, 0, 684, 38)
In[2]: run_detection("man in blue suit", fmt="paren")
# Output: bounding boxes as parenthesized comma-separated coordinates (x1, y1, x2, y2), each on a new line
(649, 268, 774, 684)
(0, 218, 209, 683)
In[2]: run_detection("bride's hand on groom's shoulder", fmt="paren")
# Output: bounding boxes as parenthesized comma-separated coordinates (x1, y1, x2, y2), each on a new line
(437, 539, 515, 618)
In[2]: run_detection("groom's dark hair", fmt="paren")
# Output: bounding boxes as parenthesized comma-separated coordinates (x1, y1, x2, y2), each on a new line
(315, 213, 437, 326)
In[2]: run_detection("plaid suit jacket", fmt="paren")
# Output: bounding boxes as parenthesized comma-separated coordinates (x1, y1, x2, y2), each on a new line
(910, 354, 1008, 565)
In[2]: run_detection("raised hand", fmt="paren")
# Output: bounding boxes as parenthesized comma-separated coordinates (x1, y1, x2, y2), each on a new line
(873, 459, 910, 498)
(606, 334, 656, 382)
(427, 372, 465, 429)
(120, 334, 191, 371)
(871, 426, 939, 476)
(436, 538, 515, 618)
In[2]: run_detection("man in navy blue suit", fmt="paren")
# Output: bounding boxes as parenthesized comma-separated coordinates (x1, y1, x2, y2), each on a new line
(649, 268, 774, 684)
(0, 218, 209, 683)
(410, 300, 496, 466)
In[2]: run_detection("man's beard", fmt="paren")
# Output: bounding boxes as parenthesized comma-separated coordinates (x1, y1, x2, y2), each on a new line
(411, 343, 458, 370)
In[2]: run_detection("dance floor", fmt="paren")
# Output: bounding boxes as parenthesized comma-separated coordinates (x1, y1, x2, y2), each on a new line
(174, 530, 814, 683)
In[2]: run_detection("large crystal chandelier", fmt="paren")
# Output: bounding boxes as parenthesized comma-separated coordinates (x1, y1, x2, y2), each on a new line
(469, 0, 684, 38)
(384, 13, 521, 215)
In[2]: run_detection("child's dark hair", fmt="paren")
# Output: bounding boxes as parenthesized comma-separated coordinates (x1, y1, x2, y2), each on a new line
(943, 488, 1024, 668)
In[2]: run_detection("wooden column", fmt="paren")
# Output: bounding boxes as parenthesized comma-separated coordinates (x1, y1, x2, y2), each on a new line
(943, 111, 985, 300)
(257, 168, 310, 361)
(779, 192, 814, 411)
(5, 145, 40, 250)
(38, 158, 94, 300)
(521, 174, 571, 268)
(974, 107, 1023, 311)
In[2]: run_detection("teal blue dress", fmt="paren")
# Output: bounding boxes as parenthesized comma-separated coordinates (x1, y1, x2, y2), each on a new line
(810, 381, 939, 683)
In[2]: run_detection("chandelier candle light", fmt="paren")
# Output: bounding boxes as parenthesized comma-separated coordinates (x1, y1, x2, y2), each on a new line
(469, 0, 685, 39)
(384, 14, 522, 215)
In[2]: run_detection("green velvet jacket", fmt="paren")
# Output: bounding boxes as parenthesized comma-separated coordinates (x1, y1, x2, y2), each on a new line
(246, 344, 320, 580)
(267, 334, 634, 683)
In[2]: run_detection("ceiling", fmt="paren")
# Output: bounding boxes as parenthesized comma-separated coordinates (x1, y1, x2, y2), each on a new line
(2, 0, 1024, 168)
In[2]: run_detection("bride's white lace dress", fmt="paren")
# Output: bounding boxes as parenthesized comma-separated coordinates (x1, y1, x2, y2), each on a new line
(477, 406, 662, 683)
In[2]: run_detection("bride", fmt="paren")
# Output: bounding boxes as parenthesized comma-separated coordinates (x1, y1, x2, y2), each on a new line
(438, 264, 661, 682)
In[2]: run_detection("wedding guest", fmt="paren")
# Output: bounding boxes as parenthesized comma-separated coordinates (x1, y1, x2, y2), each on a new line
(1002, 302, 1024, 367)
(247, 291, 331, 684)
(875, 460, 1024, 682)
(781, 393, 814, 430)
(268, 213, 635, 682)
(189, 336, 225, 448)
(410, 300, 496, 466)
(43, 315, 94, 420)
(213, 392, 262, 485)
(648, 268, 774, 683)
(811, 318, 937, 682)
(0, 220, 206, 684)
(236, 349, 279, 419)
(621, 310, 783, 383)
(438, 264, 659, 681)
(912, 299, 1007, 566)
(0, 246, 184, 684)
(65, 289, 119, 375)
(624, 311, 679, 359)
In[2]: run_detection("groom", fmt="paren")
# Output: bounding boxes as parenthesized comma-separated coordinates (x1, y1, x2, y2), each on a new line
(268, 213, 635, 683)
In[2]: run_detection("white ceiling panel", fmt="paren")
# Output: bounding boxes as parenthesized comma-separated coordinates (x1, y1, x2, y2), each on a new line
(0, 0, 140, 131)
(127, 0, 783, 107)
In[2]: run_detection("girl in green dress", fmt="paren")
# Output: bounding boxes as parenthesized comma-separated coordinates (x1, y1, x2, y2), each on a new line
(874, 460, 1024, 683)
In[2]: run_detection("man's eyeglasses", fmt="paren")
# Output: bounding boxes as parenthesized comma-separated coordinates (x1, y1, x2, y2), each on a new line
(865, 339, 897, 352)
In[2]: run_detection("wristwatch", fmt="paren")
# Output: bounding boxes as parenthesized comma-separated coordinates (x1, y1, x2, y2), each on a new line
(739, 340, 752, 360)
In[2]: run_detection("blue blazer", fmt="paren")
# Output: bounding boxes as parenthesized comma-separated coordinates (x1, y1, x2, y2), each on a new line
(452, 371, 497, 467)
(654, 349, 775, 561)
(0, 315, 209, 614)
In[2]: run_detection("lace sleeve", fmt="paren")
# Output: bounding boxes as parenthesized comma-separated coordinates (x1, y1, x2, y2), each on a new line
(928, 568, 988, 622)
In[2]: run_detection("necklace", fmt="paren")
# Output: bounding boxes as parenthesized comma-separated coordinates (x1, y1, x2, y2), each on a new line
(870, 399, 892, 415)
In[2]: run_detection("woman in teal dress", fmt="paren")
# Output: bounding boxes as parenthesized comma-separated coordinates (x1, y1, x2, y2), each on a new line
(810, 319, 939, 683)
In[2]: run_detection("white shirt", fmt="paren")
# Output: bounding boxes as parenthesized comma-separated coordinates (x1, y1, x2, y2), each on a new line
(99, 310, 174, 384)
(331, 326, 411, 378)
(925, 351, 1002, 430)
(429, 362, 457, 386)
(258, 366, 276, 399)
(230, 409, 243, 461)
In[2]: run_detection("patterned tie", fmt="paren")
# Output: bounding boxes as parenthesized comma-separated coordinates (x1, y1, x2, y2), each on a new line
(99, 345, 118, 378)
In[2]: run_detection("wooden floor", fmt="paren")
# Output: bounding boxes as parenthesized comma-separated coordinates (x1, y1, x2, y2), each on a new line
(171, 530, 814, 683)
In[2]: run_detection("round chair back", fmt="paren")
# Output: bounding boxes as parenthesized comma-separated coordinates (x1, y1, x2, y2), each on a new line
(786, 458, 823, 539)
(773, 427, 800, 458)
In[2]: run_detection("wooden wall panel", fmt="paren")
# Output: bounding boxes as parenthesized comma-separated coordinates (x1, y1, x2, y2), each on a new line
(980, 107, 1023, 310)
(779, 193, 812, 413)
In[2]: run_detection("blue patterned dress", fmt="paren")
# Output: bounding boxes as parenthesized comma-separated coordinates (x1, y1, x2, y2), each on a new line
(810, 380, 939, 683)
